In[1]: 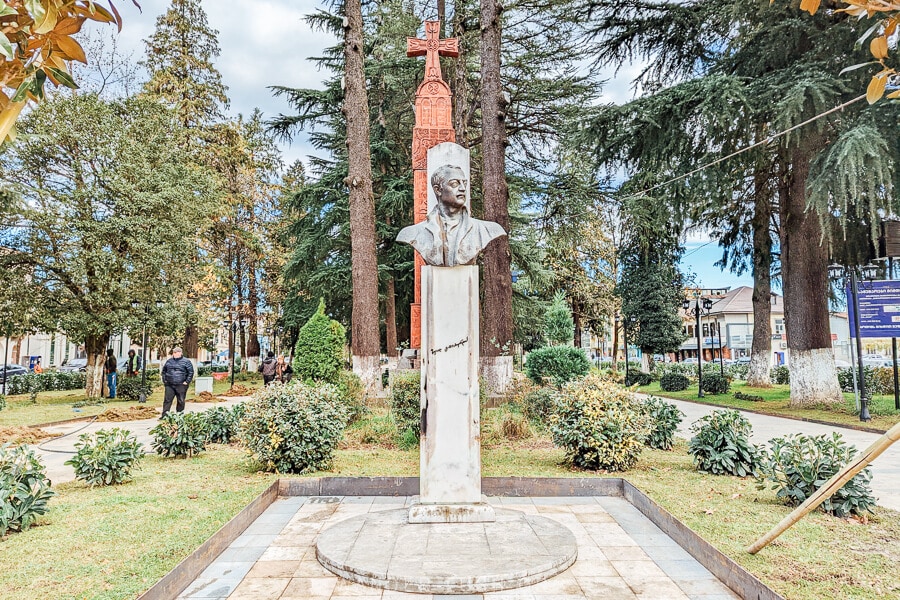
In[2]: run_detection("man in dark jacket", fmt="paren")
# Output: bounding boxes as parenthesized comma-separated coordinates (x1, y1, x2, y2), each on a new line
(104, 348, 118, 399)
(259, 350, 278, 386)
(161, 346, 194, 417)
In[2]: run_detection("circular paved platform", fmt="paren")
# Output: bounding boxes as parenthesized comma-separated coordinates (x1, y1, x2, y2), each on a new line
(315, 507, 577, 594)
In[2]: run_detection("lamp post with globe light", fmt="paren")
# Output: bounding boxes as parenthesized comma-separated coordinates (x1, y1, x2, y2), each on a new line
(683, 296, 713, 398)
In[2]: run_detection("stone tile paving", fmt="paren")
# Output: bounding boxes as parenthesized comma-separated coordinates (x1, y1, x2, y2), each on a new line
(177, 496, 740, 600)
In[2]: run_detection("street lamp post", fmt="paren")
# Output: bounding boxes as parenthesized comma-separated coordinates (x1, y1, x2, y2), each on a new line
(716, 320, 725, 376)
(829, 263, 875, 422)
(130, 300, 164, 403)
(224, 314, 248, 389)
(683, 297, 713, 398)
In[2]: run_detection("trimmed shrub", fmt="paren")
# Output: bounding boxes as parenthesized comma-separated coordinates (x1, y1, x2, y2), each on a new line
(524, 346, 591, 386)
(550, 374, 650, 471)
(734, 391, 764, 402)
(64, 428, 143, 486)
(239, 381, 349, 473)
(838, 366, 895, 396)
(757, 433, 876, 517)
(150, 412, 209, 458)
(204, 406, 239, 444)
(116, 377, 156, 402)
(688, 409, 760, 476)
(643, 397, 683, 450)
(770, 365, 789, 385)
(7, 371, 86, 394)
(659, 373, 690, 392)
(390, 371, 421, 439)
(0, 443, 55, 536)
(701, 373, 730, 395)
(335, 370, 367, 423)
(655, 362, 696, 379)
(624, 371, 652, 387)
(522, 387, 556, 423)
(293, 298, 346, 383)
(726, 364, 749, 381)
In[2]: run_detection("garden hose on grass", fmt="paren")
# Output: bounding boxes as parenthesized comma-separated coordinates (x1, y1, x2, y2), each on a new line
(36, 417, 99, 454)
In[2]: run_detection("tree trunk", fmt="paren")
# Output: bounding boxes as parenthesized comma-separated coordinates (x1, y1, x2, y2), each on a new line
(611, 320, 619, 368)
(452, 8, 469, 143)
(344, 0, 381, 394)
(780, 145, 842, 405)
(84, 332, 110, 399)
(573, 300, 582, 348)
(246, 265, 261, 370)
(479, 0, 513, 394)
(182, 325, 199, 360)
(747, 172, 773, 387)
(385, 276, 399, 358)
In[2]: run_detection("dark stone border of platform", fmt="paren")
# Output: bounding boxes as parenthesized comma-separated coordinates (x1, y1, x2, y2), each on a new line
(138, 477, 784, 600)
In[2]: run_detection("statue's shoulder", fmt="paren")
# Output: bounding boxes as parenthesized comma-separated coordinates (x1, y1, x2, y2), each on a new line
(397, 221, 426, 244)
(474, 218, 507, 239)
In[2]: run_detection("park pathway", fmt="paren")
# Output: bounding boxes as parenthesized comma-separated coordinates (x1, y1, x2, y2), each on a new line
(664, 397, 900, 512)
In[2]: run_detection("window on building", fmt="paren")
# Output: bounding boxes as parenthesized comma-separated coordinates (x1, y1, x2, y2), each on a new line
(774, 319, 784, 335)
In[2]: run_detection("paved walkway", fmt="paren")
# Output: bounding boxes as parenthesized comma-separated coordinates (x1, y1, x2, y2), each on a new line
(666, 398, 900, 512)
(178, 495, 740, 600)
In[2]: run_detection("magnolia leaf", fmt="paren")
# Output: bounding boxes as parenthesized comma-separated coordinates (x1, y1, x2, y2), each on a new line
(53, 16, 85, 36)
(870, 36, 889, 60)
(54, 34, 87, 63)
(0, 31, 13, 60)
(0, 99, 25, 142)
(107, 0, 123, 32)
(0, 3, 17, 17)
(887, 89, 900, 98)
(867, 73, 888, 104)
(45, 66, 77, 89)
(33, 1, 58, 34)
(839, 61, 879, 75)
(799, 0, 821, 15)
(855, 21, 881, 48)
(23, 0, 46, 24)
(10, 77, 32, 102)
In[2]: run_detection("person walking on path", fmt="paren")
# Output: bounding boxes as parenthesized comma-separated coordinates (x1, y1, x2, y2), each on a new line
(161, 346, 193, 417)
(104, 349, 117, 399)
(259, 351, 278, 386)
(275, 354, 293, 383)
(126, 349, 140, 377)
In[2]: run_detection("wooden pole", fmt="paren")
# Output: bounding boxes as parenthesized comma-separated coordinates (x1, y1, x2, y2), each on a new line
(747, 421, 900, 554)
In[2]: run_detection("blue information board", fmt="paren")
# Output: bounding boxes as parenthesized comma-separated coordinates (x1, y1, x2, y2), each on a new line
(847, 280, 900, 338)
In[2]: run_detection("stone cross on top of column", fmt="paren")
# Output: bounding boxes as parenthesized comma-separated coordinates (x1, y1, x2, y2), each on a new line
(407, 21, 458, 83)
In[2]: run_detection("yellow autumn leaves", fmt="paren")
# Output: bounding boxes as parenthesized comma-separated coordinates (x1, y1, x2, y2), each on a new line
(801, 0, 900, 103)
(0, 1, 137, 142)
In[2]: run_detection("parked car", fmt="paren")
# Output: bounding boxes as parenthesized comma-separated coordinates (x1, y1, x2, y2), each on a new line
(862, 356, 893, 368)
(0, 364, 28, 384)
(734, 356, 751, 365)
(58, 358, 88, 372)
(682, 357, 698, 365)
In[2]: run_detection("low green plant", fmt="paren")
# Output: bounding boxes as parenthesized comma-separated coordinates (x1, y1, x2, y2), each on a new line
(770, 365, 790, 385)
(550, 373, 650, 471)
(0, 394, 5, 411)
(756, 433, 876, 517)
(701, 373, 730, 395)
(239, 381, 349, 473)
(524, 346, 591, 387)
(150, 412, 209, 458)
(655, 362, 696, 379)
(64, 428, 144, 486)
(726, 363, 749, 381)
(0, 443, 55, 536)
(390, 371, 421, 438)
(522, 387, 556, 424)
(203, 406, 239, 444)
(734, 391, 764, 402)
(642, 397, 683, 451)
(624, 371, 652, 387)
(397, 426, 419, 450)
(116, 377, 155, 402)
(659, 372, 690, 392)
(6, 371, 86, 394)
(688, 409, 760, 477)
(335, 370, 367, 423)
(499, 405, 531, 440)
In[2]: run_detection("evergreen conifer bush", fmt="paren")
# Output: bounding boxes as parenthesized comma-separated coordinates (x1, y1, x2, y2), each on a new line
(390, 371, 421, 440)
(150, 412, 209, 458)
(642, 396, 684, 450)
(688, 410, 760, 476)
(660, 372, 690, 392)
(700, 373, 730, 395)
(293, 298, 346, 383)
(203, 406, 239, 444)
(239, 381, 349, 473)
(550, 373, 650, 471)
(0, 443, 55, 536)
(757, 433, 876, 517)
(65, 428, 143, 486)
(524, 346, 591, 386)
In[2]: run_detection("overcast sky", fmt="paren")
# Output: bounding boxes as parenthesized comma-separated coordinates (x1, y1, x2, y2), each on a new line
(81, 0, 750, 289)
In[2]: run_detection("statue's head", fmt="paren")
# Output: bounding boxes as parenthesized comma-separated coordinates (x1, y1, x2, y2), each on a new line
(431, 164, 467, 213)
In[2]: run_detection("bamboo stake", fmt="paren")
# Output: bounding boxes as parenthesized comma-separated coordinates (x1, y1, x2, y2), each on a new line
(748, 420, 900, 554)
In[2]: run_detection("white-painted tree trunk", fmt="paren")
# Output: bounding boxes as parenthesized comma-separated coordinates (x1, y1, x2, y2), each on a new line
(746, 352, 772, 388)
(85, 354, 104, 398)
(479, 355, 513, 395)
(789, 348, 842, 406)
(352, 355, 382, 396)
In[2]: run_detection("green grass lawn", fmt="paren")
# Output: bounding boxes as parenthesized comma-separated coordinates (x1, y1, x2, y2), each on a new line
(1, 407, 897, 600)
(636, 380, 900, 432)
(0, 377, 263, 428)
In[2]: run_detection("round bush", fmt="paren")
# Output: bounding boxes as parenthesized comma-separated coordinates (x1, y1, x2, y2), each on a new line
(65, 428, 143, 486)
(522, 387, 556, 423)
(660, 372, 690, 392)
(700, 373, 730, 395)
(688, 409, 760, 476)
(524, 346, 591, 387)
(624, 371, 652, 387)
(643, 396, 684, 450)
(116, 377, 156, 402)
(550, 373, 650, 471)
(390, 371, 421, 438)
(757, 433, 876, 517)
(0, 443, 55, 536)
(150, 412, 209, 458)
(239, 381, 349, 473)
(204, 406, 240, 444)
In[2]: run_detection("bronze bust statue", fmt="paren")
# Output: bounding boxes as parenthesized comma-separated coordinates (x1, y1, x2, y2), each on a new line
(397, 164, 506, 266)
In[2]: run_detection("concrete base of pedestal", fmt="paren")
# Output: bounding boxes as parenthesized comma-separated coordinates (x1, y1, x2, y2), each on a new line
(407, 495, 496, 523)
(315, 507, 576, 594)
